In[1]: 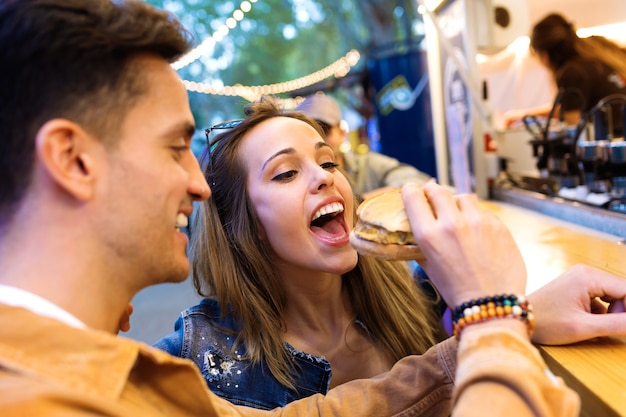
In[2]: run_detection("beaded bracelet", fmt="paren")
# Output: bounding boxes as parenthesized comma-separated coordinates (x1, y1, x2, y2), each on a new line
(452, 294, 535, 339)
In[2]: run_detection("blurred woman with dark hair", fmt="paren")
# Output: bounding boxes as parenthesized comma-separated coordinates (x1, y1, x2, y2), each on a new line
(506, 13, 626, 136)
(532, 14, 626, 130)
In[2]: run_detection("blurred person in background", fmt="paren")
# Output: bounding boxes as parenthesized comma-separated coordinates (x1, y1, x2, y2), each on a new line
(297, 93, 433, 200)
(504, 13, 626, 136)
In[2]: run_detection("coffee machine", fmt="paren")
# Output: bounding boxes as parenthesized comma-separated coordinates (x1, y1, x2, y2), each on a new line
(520, 88, 586, 194)
(576, 94, 626, 207)
(518, 91, 626, 210)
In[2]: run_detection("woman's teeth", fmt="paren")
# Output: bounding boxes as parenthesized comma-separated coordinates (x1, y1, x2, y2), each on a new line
(312, 202, 344, 221)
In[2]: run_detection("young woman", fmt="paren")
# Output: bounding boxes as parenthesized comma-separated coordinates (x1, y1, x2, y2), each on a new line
(154, 96, 445, 409)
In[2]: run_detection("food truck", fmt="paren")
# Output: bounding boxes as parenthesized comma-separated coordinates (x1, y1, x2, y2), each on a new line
(422, 0, 626, 237)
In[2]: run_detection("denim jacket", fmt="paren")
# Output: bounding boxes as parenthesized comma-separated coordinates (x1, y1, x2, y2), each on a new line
(153, 265, 446, 412)
(154, 298, 335, 410)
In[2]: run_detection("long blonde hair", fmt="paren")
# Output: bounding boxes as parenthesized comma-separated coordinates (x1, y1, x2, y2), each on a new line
(190, 96, 440, 389)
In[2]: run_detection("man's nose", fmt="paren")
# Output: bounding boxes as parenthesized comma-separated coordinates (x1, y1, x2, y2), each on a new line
(187, 152, 211, 201)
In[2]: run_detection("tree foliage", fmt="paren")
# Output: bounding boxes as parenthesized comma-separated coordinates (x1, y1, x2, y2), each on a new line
(145, 0, 424, 149)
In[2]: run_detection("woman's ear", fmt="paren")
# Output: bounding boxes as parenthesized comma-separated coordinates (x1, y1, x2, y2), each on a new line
(35, 119, 99, 202)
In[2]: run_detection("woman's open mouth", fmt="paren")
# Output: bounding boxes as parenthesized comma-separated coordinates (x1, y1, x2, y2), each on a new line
(310, 202, 349, 243)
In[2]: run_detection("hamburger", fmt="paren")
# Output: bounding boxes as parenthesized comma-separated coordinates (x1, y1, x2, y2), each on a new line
(349, 190, 426, 262)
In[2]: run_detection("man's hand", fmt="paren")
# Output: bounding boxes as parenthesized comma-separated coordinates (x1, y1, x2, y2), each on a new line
(529, 264, 626, 345)
(402, 182, 527, 309)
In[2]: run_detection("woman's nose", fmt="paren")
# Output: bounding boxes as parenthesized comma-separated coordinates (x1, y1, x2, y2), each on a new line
(311, 166, 334, 193)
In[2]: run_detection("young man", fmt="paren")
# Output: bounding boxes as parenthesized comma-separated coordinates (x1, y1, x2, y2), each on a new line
(0, 0, 591, 416)
(1, 1, 453, 415)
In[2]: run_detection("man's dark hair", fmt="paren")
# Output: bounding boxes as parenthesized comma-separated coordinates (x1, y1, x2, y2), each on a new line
(0, 0, 193, 230)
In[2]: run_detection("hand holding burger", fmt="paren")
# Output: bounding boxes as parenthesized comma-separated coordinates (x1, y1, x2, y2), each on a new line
(350, 182, 527, 309)
(401, 182, 527, 308)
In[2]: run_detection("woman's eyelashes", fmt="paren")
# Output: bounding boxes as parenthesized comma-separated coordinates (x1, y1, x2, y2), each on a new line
(270, 161, 339, 182)
(321, 162, 340, 171)
(271, 170, 297, 182)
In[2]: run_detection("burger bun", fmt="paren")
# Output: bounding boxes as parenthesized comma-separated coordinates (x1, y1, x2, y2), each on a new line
(349, 190, 426, 262)
(349, 232, 426, 262)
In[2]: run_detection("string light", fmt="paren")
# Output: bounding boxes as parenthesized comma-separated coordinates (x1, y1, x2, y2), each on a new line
(173, 2, 361, 100)
(182, 49, 360, 100)
(171, 0, 258, 70)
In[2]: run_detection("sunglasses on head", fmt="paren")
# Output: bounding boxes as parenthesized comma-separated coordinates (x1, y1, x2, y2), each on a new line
(203, 119, 243, 185)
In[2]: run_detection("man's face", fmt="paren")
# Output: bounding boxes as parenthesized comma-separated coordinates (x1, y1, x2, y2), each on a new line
(96, 54, 209, 288)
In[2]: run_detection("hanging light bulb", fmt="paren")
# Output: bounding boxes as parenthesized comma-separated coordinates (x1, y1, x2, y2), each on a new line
(171, 2, 257, 70)
(182, 49, 361, 100)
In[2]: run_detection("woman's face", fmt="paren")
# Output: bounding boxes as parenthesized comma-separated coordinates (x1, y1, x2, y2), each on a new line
(242, 116, 358, 274)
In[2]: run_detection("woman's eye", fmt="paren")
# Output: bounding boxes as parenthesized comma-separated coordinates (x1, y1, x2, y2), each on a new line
(321, 162, 340, 171)
(272, 170, 297, 181)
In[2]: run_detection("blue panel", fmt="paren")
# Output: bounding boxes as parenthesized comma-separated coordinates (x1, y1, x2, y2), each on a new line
(368, 49, 437, 178)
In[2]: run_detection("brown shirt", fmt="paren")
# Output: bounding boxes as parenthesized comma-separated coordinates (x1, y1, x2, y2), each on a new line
(0, 303, 578, 417)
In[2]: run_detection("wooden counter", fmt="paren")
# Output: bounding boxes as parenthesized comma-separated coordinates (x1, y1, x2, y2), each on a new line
(484, 200, 626, 417)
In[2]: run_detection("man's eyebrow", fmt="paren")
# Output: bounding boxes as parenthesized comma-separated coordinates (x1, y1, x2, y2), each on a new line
(161, 121, 196, 140)
(181, 122, 196, 138)
(184, 123, 196, 137)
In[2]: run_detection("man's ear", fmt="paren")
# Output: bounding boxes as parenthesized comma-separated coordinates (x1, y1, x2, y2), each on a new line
(35, 119, 99, 202)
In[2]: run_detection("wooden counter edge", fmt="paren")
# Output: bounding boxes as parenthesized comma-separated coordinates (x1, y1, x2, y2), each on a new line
(538, 345, 620, 417)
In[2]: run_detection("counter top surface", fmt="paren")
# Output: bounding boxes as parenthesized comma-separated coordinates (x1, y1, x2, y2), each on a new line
(484, 199, 626, 417)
